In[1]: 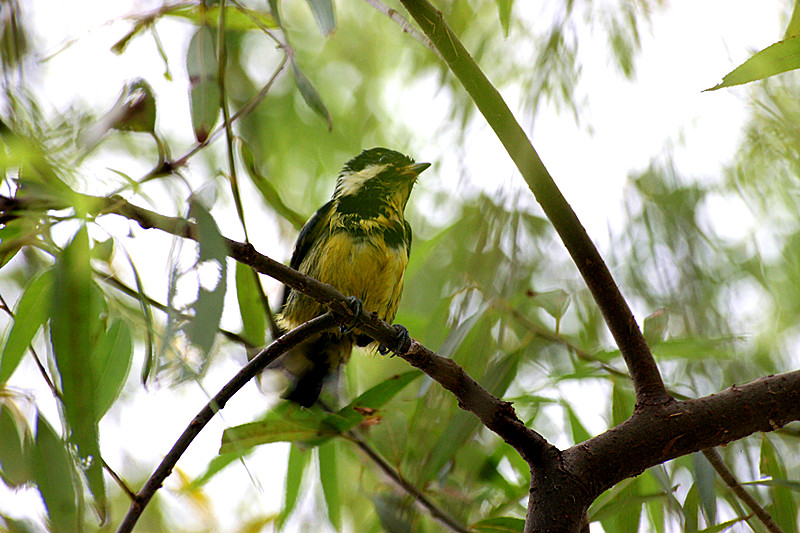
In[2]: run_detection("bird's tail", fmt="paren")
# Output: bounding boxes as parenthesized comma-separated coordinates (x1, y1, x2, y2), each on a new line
(268, 331, 353, 407)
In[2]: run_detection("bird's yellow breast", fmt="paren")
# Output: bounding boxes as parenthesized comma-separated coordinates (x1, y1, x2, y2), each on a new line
(282, 219, 409, 329)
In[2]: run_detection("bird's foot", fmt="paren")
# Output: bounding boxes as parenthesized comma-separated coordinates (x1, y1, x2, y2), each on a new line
(339, 296, 363, 334)
(379, 324, 411, 356)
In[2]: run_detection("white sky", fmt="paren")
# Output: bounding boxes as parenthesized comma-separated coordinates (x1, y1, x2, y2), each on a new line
(0, 0, 789, 531)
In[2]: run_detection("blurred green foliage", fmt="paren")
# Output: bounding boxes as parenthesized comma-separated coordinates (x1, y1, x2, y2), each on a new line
(0, 0, 798, 532)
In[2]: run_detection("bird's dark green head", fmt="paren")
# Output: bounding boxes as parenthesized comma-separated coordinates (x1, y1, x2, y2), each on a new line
(333, 148, 430, 215)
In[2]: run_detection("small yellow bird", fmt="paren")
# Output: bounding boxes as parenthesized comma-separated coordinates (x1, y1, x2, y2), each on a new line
(276, 147, 429, 406)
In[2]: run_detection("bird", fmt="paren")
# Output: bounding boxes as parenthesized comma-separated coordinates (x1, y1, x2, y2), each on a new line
(275, 147, 430, 407)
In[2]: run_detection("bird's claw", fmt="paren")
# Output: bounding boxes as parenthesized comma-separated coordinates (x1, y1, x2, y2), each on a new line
(340, 296, 363, 334)
(379, 324, 411, 356)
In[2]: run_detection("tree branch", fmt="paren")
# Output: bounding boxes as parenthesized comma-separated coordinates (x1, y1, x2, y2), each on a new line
(568, 370, 800, 502)
(396, 0, 671, 407)
(115, 312, 338, 533)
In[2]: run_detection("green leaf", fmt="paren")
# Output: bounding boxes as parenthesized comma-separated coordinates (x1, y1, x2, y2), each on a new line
(643, 308, 669, 345)
(533, 289, 571, 321)
(760, 435, 798, 532)
(786, 0, 800, 38)
(318, 441, 341, 529)
(187, 25, 220, 142)
(91, 319, 133, 418)
(50, 227, 107, 519)
(494, 0, 513, 37)
(32, 415, 81, 533)
(611, 380, 634, 426)
(184, 202, 228, 359)
(0, 269, 53, 384)
(470, 516, 525, 532)
(220, 403, 333, 453)
(564, 402, 592, 444)
(291, 60, 332, 131)
(235, 261, 266, 347)
(707, 35, 800, 90)
(0, 404, 32, 488)
(304, 0, 335, 36)
(691, 452, 716, 525)
(696, 516, 748, 533)
(166, 4, 277, 31)
(120, 250, 155, 385)
(188, 451, 247, 490)
(221, 372, 422, 452)
(279, 444, 311, 527)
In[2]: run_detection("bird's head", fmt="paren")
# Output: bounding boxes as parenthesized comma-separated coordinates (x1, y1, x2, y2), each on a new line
(333, 148, 430, 215)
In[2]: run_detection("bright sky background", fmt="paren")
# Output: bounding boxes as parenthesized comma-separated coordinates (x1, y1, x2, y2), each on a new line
(0, 0, 790, 531)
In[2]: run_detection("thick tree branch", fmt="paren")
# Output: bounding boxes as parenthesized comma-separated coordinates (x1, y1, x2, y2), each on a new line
(116, 312, 338, 533)
(568, 370, 800, 501)
(397, 0, 670, 407)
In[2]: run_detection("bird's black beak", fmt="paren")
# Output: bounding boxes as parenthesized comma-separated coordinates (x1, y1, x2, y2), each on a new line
(400, 162, 431, 177)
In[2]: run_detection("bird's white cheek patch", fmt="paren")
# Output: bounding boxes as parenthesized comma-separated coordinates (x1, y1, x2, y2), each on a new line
(336, 164, 389, 197)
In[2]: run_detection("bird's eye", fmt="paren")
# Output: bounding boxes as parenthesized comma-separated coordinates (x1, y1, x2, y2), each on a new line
(378, 155, 388, 164)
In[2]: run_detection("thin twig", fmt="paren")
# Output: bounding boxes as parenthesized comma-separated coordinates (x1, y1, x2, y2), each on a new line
(115, 312, 338, 533)
(216, 0, 250, 243)
(701, 448, 784, 533)
(348, 432, 470, 533)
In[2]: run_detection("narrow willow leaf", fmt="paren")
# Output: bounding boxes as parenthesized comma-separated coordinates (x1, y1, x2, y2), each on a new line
(611, 381, 634, 426)
(279, 444, 310, 527)
(304, 0, 335, 36)
(564, 402, 592, 444)
(166, 4, 277, 31)
(51, 227, 107, 519)
(188, 451, 249, 489)
(470, 516, 525, 532)
(494, 0, 513, 37)
(187, 25, 220, 142)
(707, 35, 800, 91)
(220, 404, 332, 453)
(0, 405, 32, 488)
(32, 415, 80, 533)
(318, 441, 341, 530)
(91, 319, 133, 418)
(786, 0, 800, 38)
(291, 60, 332, 131)
(184, 202, 227, 358)
(0, 269, 53, 384)
(691, 452, 716, 526)
(235, 261, 266, 347)
(223, 372, 421, 452)
(760, 435, 798, 532)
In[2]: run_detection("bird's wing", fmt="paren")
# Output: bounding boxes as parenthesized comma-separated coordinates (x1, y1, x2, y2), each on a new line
(404, 219, 413, 259)
(281, 199, 336, 308)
